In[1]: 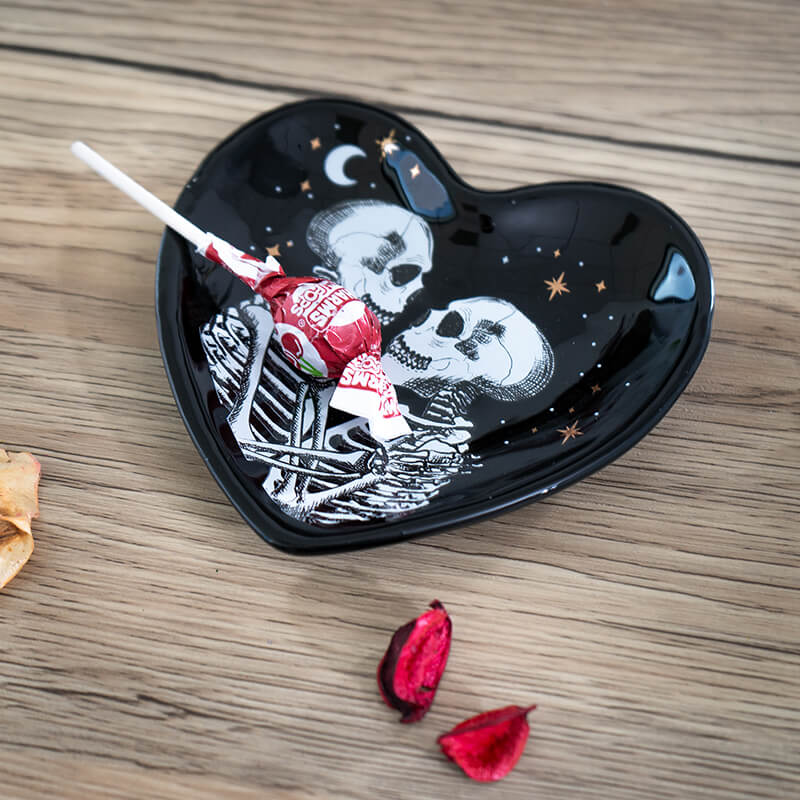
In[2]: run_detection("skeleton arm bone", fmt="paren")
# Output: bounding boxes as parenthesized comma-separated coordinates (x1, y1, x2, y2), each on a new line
(235, 438, 375, 473)
(227, 304, 274, 442)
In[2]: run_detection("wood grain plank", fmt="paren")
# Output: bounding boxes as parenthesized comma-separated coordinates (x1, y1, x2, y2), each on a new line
(0, 24, 798, 800)
(1, 0, 799, 164)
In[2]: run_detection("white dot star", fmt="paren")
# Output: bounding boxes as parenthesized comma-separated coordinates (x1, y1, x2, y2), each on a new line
(370, 182, 376, 189)
(307, 193, 314, 199)
(536, 246, 542, 253)
(275, 185, 282, 193)
(594, 411, 600, 417)
(333, 123, 341, 130)
(597, 363, 602, 368)
(625, 381, 631, 387)
(591, 341, 597, 347)
(503, 440, 509, 446)
(249, 245, 256, 251)
(582, 313, 588, 319)
(549, 407, 555, 413)
(265, 226, 272, 233)
(501, 255, 509, 264)
(608, 315, 614, 320)
(579, 260, 584, 267)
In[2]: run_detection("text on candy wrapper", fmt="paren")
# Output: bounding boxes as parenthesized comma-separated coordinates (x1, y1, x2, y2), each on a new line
(340, 356, 403, 418)
(290, 283, 352, 331)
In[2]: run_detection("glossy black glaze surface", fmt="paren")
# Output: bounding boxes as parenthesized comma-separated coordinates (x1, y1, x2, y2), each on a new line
(155, 99, 713, 552)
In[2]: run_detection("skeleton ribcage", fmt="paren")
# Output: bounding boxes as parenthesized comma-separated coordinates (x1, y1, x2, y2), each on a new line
(201, 300, 476, 527)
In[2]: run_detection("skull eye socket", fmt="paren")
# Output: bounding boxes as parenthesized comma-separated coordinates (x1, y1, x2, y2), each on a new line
(361, 256, 383, 275)
(436, 310, 465, 338)
(389, 263, 423, 287)
(411, 308, 431, 327)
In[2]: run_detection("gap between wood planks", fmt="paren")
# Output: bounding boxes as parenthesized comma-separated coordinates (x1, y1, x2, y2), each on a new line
(1, 41, 799, 172)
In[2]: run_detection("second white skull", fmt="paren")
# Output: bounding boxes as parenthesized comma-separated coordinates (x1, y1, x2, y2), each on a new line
(384, 297, 555, 402)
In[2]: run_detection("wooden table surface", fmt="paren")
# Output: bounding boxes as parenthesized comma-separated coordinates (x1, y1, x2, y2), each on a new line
(2, 2, 798, 798)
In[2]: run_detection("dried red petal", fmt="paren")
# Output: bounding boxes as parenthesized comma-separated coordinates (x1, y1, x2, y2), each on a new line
(437, 704, 536, 782)
(377, 600, 452, 723)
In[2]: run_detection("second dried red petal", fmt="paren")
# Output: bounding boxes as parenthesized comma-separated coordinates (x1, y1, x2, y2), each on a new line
(437, 704, 536, 782)
(377, 600, 452, 723)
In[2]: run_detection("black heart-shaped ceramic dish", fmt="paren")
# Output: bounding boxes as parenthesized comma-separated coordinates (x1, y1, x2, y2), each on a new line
(156, 99, 713, 553)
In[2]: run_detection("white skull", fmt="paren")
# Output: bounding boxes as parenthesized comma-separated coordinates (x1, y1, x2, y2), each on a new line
(307, 200, 433, 325)
(383, 297, 554, 401)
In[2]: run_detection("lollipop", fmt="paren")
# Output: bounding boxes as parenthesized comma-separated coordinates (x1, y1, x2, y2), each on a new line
(71, 142, 411, 441)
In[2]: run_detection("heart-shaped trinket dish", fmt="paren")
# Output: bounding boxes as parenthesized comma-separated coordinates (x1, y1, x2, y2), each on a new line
(156, 99, 713, 552)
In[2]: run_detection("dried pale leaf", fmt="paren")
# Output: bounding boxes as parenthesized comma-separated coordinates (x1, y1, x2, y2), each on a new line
(0, 449, 41, 536)
(0, 521, 34, 589)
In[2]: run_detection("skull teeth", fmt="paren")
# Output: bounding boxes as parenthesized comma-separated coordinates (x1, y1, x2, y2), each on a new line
(387, 334, 432, 371)
(362, 293, 395, 327)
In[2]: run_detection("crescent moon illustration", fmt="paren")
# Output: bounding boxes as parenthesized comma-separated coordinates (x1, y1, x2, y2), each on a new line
(324, 144, 366, 187)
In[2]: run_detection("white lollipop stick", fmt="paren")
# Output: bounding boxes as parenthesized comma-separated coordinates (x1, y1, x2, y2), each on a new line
(70, 141, 281, 286)
(71, 142, 410, 439)
(71, 141, 207, 248)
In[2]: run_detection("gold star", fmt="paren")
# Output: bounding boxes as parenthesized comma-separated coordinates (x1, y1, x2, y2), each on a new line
(554, 249, 561, 258)
(286, 240, 294, 248)
(310, 137, 321, 150)
(596, 280, 607, 293)
(300, 179, 311, 192)
(544, 271, 570, 301)
(266, 244, 281, 257)
(410, 163, 421, 179)
(376, 129, 399, 159)
(531, 426, 538, 435)
(591, 384, 602, 395)
(568, 407, 575, 414)
(558, 420, 583, 445)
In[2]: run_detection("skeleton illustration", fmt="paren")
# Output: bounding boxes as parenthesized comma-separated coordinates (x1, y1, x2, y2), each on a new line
(307, 200, 433, 325)
(201, 288, 554, 526)
(383, 297, 555, 421)
(201, 300, 473, 526)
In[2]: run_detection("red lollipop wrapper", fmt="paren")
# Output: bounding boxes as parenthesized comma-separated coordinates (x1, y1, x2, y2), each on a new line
(200, 233, 411, 440)
(331, 353, 410, 441)
(200, 232, 281, 292)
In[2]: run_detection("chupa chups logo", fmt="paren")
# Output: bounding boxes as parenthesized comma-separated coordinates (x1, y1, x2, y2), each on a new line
(158, 99, 714, 552)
